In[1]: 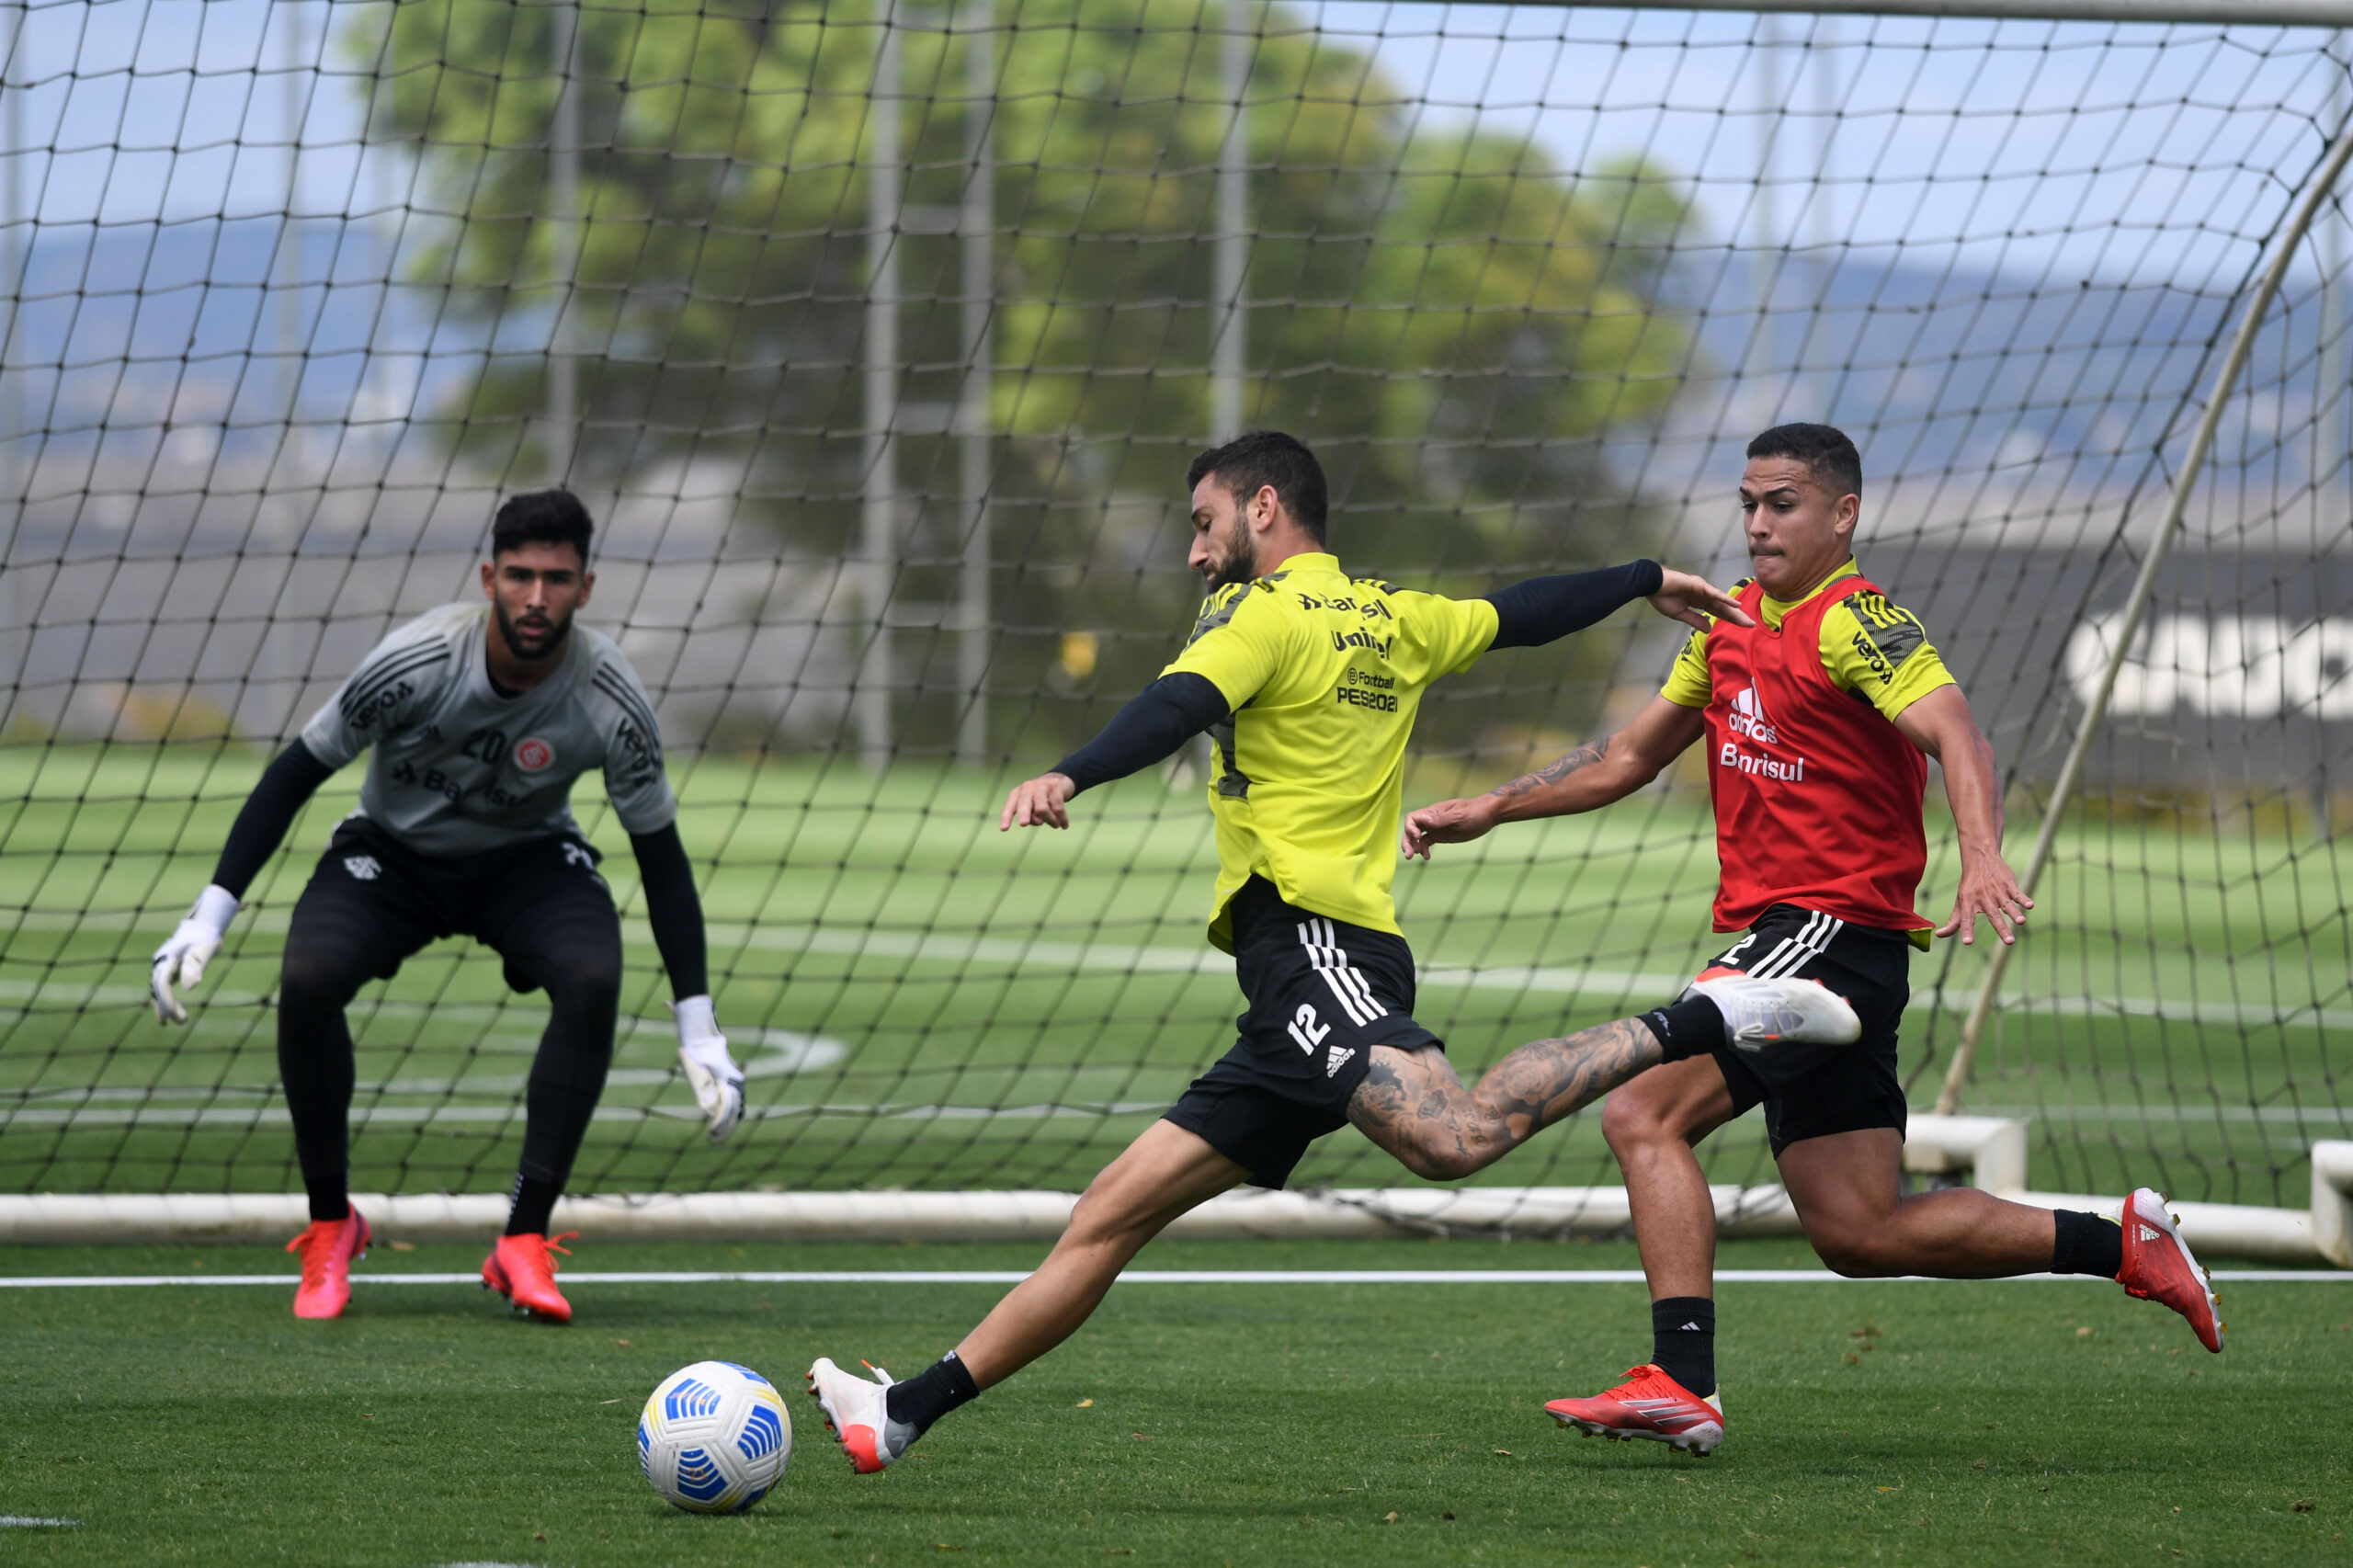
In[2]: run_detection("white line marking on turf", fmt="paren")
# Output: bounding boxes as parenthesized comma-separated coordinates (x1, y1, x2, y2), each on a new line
(0, 1269, 2339, 1287)
(0, 1517, 78, 1527)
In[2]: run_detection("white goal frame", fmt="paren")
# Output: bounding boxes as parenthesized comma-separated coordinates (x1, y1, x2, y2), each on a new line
(10, 0, 2353, 1263)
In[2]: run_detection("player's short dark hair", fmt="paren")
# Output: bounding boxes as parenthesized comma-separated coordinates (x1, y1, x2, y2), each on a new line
(491, 488, 595, 565)
(1746, 423, 1862, 501)
(1186, 430, 1329, 544)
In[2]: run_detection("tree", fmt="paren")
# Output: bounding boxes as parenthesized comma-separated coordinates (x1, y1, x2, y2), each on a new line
(355, 0, 1694, 756)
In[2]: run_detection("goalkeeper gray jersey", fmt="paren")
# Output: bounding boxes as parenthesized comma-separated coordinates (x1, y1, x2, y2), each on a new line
(298, 603, 677, 857)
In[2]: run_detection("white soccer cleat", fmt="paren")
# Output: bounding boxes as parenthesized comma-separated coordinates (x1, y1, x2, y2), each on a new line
(1688, 973, 1861, 1050)
(806, 1357, 915, 1474)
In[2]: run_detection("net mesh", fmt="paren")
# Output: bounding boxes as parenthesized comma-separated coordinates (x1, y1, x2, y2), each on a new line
(3, 0, 2348, 1210)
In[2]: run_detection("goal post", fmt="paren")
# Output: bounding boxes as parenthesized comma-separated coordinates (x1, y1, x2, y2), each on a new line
(3, 0, 2351, 1259)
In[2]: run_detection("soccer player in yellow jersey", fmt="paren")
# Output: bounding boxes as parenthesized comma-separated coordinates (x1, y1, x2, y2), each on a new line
(1404, 424, 2225, 1458)
(808, 430, 1870, 1471)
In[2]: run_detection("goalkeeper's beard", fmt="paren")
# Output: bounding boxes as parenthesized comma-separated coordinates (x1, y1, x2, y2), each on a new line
(495, 599, 574, 665)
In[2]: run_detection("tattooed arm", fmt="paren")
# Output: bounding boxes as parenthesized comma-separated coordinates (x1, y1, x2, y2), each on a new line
(1400, 695, 1707, 858)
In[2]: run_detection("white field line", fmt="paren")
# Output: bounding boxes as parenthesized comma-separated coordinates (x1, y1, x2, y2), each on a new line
(6, 919, 2351, 1032)
(0, 1268, 2338, 1287)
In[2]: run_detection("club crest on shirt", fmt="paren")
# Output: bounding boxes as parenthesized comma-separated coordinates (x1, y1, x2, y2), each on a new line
(513, 736, 555, 773)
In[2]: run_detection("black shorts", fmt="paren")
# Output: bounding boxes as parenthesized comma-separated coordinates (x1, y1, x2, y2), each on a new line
(1697, 903, 1914, 1156)
(1163, 877, 1444, 1190)
(290, 817, 620, 994)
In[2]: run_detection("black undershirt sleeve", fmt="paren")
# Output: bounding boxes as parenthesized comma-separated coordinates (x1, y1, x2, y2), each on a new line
(1483, 560, 1665, 649)
(629, 821, 710, 1000)
(210, 741, 335, 900)
(1052, 671, 1231, 795)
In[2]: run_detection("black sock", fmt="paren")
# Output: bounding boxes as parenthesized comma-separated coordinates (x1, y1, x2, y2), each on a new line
(1651, 1296, 1717, 1397)
(506, 1174, 562, 1237)
(308, 1183, 350, 1225)
(1639, 995, 1728, 1062)
(884, 1352, 981, 1437)
(2049, 1210, 2123, 1278)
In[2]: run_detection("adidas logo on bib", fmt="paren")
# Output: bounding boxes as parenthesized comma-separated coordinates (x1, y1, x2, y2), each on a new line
(1324, 1044, 1355, 1078)
(343, 855, 381, 881)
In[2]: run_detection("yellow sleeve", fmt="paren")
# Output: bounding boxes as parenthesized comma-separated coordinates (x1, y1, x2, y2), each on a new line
(1161, 583, 1290, 710)
(1822, 592, 1957, 721)
(1660, 624, 1711, 709)
(1393, 591, 1501, 677)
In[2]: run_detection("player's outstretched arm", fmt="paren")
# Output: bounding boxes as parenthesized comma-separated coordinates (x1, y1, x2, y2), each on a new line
(1893, 684, 2032, 945)
(1482, 561, 1751, 650)
(151, 741, 335, 1023)
(630, 823, 744, 1142)
(1401, 696, 1706, 858)
(998, 672, 1229, 832)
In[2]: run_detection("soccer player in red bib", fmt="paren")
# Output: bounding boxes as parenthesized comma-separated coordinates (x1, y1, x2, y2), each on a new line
(1404, 424, 2223, 1457)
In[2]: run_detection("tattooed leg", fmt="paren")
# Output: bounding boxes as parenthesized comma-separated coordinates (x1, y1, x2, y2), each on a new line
(1346, 1018, 1665, 1182)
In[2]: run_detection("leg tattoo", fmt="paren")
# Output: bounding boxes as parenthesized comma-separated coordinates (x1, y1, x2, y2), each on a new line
(1348, 1017, 1666, 1181)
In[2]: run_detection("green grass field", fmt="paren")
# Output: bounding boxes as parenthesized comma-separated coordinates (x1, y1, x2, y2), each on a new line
(4, 744, 2351, 1207)
(0, 1237, 2346, 1568)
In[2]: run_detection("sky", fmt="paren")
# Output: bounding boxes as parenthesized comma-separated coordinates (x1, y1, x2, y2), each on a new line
(0, 0, 2345, 288)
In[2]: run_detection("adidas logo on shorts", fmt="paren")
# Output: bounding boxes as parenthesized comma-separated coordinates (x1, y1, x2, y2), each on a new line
(343, 855, 381, 881)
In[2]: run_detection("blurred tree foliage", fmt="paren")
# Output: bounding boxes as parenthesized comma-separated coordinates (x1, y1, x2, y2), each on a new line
(356, 0, 1693, 760)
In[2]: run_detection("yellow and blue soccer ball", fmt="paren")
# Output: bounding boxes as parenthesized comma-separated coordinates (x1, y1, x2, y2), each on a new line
(638, 1360, 792, 1513)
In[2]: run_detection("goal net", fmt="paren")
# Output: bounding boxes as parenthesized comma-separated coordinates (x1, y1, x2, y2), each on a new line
(3, 0, 2347, 1220)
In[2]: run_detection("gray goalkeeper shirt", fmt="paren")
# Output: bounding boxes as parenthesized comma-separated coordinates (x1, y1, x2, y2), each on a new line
(298, 602, 677, 857)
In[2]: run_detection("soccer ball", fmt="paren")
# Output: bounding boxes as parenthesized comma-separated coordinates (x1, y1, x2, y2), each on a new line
(637, 1360, 792, 1513)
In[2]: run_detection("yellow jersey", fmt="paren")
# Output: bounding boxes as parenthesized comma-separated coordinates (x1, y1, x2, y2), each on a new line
(1660, 559, 1956, 721)
(1161, 552, 1498, 951)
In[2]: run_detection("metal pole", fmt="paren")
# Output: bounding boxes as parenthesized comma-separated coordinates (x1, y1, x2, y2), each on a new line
(0, 2, 23, 730)
(268, 0, 312, 729)
(859, 3, 902, 770)
(956, 0, 994, 767)
(1934, 112, 2353, 1115)
(1748, 14, 1781, 415)
(548, 0, 580, 485)
(1807, 14, 1837, 416)
(1211, 6, 1248, 440)
(2326, 40, 2348, 539)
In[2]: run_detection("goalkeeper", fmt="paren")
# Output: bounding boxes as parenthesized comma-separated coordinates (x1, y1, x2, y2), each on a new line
(808, 430, 1863, 1471)
(148, 490, 745, 1324)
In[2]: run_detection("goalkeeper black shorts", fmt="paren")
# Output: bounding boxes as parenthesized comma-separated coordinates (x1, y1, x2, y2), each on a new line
(1162, 876, 1443, 1190)
(1697, 902, 1914, 1155)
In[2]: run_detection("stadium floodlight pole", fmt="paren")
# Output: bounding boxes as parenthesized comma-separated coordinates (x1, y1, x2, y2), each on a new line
(547, 0, 581, 486)
(956, 0, 995, 767)
(859, 1, 904, 770)
(1934, 108, 2353, 1117)
(1211, 4, 1250, 440)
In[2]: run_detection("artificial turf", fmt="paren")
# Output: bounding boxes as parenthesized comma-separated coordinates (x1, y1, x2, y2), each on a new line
(0, 1235, 2346, 1567)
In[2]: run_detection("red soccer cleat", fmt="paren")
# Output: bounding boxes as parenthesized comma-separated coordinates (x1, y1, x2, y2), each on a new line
(481, 1231, 577, 1324)
(285, 1209, 371, 1320)
(1546, 1364, 1725, 1455)
(2118, 1187, 2223, 1352)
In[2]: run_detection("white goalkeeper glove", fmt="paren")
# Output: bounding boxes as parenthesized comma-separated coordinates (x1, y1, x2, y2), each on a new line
(672, 994, 745, 1144)
(151, 884, 239, 1025)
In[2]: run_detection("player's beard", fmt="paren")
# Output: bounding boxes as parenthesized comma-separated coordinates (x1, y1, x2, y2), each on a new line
(495, 598, 573, 665)
(1200, 513, 1258, 590)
